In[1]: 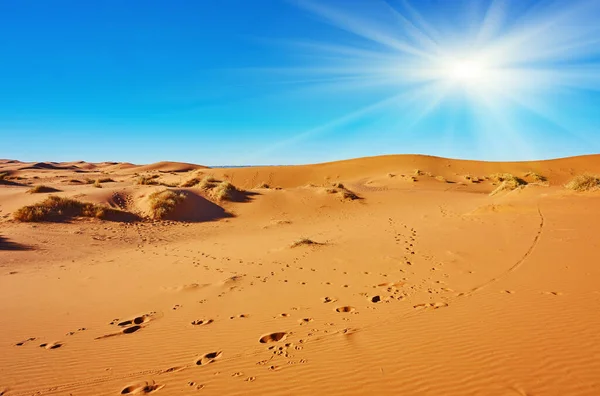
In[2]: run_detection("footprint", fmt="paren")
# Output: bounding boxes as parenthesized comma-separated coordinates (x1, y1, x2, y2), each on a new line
(336, 306, 355, 313)
(191, 319, 214, 326)
(246, 376, 256, 382)
(117, 315, 150, 327)
(230, 314, 250, 319)
(122, 325, 142, 334)
(196, 351, 223, 366)
(95, 324, 142, 340)
(15, 337, 36, 346)
(298, 318, 313, 325)
(543, 291, 563, 296)
(231, 372, 244, 377)
(39, 342, 62, 350)
(259, 332, 287, 344)
(121, 381, 163, 394)
(277, 313, 290, 318)
(322, 297, 337, 303)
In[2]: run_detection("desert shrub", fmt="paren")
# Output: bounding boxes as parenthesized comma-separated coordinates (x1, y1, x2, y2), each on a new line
(489, 173, 527, 195)
(27, 185, 60, 194)
(13, 196, 113, 222)
(211, 181, 238, 201)
(148, 189, 186, 219)
(136, 174, 160, 185)
(565, 175, 600, 192)
(180, 176, 202, 187)
(523, 172, 547, 183)
(198, 176, 219, 190)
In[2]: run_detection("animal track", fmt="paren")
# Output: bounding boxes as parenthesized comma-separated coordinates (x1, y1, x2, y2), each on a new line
(230, 314, 250, 319)
(298, 318, 313, 325)
(196, 351, 222, 366)
(259, 332, 287, 344)
(120, 381, 163, 394)
(322, 296, 337, 303)
(336, 306, 355, 313)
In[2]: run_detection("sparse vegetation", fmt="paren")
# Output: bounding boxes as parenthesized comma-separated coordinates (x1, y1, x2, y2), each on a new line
(93, 179, 102, 188)
(435, 175, 447, 183)
(135, 174, 160, 185)
(387, 173, 395, 178)
(489, 173, 527, 196)
(256, 182, 270, 189)
(148, 189, 186, 219)
(27, 185, 60, 194)
(198, 176, 219, 190)
(565, 175, 600, 192)
(524, 172, 547, 183)
(13, 196, 115, 222)
(211, 181, 238, 201)
(0, 172, 8, 181)
(180, 176, 201, 187)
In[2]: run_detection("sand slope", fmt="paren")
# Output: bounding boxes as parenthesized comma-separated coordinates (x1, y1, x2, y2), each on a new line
(1, 155, 600, 395)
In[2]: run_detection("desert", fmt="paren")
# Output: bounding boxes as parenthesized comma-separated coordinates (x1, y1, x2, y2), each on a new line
(2, 155, 600, 395)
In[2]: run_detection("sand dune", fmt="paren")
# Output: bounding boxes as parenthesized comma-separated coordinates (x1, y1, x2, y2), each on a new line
(1, 154, 600, 395)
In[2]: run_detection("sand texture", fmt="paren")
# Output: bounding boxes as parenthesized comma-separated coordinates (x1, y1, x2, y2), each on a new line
(1, 155, 600, 395)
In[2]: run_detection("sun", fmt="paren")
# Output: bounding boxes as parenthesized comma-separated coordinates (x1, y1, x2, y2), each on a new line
(445, 58, 488, 85)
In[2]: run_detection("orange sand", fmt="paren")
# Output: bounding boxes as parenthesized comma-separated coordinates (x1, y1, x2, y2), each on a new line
(1, 155, 600, 395)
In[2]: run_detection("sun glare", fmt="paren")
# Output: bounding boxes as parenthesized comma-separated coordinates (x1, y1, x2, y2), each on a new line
(448, 59, 486, 83)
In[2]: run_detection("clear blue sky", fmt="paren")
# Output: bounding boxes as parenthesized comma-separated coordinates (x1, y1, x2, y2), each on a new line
(1, 0, 599, 165)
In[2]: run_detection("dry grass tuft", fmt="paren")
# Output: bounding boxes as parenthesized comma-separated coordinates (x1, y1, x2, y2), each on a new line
(565, 175, 600, 192)
(211, 181, 238, 201)
(256, 182, 270, 189)
(523, 172, 547, 183)
(180, 176, 202, 187)
(0, 172, 8, 181)
(291, 237, 321, 248)
(148, 190, 186, 220)
(198, 176, 219, 190)
(136, 174, 160, 185)
(435, 175, 447, 183)
(13, 196, 115, 222)
(489, 173, 527, 196)
(27, 185, 60, 194)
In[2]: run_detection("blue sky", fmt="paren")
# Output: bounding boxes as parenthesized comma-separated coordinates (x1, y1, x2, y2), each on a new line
(1, 0, 599, 165)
